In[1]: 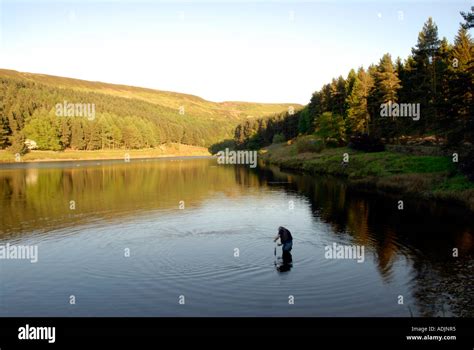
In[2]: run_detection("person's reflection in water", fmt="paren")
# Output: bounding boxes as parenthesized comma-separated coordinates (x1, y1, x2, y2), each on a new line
(277, 250, 293, 272)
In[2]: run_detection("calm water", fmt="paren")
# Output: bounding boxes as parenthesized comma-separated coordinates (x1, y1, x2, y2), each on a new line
(0, 158, 473, 317)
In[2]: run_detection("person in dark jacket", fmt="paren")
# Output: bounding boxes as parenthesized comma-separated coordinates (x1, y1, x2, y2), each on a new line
(274, 226, 293, 252)
(274, 226, 293, 271)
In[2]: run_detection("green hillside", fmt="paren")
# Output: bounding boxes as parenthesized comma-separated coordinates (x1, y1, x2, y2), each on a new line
(0, 69, 299, 151)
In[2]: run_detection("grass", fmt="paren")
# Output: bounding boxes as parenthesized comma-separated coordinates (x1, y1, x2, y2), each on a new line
(434, 175, 474, 191)
(260, 135, 474, 211)
(302, 152, 456, 178)
(0, 143, 211, 163)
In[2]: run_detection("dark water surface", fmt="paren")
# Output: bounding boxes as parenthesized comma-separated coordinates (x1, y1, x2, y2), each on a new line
(0, 158, 472, 316)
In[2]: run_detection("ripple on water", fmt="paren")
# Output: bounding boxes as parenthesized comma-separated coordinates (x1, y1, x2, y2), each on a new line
(8, 206, 416, 316)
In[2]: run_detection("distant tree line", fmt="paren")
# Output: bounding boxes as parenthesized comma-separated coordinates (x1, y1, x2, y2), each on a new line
(0, 78, 233, 153)
(231, 14, 473, 150)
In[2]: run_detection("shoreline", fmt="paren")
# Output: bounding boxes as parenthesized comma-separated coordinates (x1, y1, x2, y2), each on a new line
(0, 145, 212, 165)
(260, 140, 474, 212)
(0, 154, 213, 164)
(0, 154, 214, 169)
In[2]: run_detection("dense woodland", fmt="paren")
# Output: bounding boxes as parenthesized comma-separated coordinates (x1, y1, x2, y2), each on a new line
(0, 79, 236, 154)
(230, 14, 473, 152)
(0, 70, 293, 154)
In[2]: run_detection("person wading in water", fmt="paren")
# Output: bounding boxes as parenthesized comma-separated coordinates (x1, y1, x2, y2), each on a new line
(273, 226, 293, 271)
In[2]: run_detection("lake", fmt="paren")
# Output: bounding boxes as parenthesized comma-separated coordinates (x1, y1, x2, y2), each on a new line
(0, 157, 472, 317)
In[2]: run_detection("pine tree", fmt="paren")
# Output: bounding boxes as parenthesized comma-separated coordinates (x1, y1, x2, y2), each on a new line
(144, 123, 157, 148)
(308, 91, 323, 119)
(122, 123, 142, 149)
(413, 17, 441, 60)
(87, 121, 102, 150)
(368, 54, 401, 139)
(346, 67, 374, 135)
(320, 84, 333, 113)
(111, 124, 122, 149)
(70, 118, 86, 150)
(59, 117, 71, 149)
(449, 26, 474, 144)
(0, 117, 10, 149)
(97, 115, 113, 149)
(331, 76, 347, 117)
(434, 38, 452, 137)
(345, 69, 357, 118)
(375, 54, 401, 103)
(0, 83, 9, 148)
(298, 107, 310, 134)
(409, 17, 441, 133)
(393, 57, 412, 135)
(316, 112, 346, 145)
(452, 27, 473, 64)
(0, 101, 11, 149)
(346, 69, 357, 96)
(461, 6, 474, 29)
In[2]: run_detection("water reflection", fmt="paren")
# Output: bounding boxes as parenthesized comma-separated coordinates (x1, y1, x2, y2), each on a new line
(254, 164, 474, 316)
(276, 251, 293, 273)
(0, 159, 473, 316)
(0, 159, 241, 237)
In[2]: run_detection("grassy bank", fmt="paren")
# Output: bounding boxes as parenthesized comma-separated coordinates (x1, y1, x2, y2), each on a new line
(0, 143, 210, 163)
(260, 136, 474, 211)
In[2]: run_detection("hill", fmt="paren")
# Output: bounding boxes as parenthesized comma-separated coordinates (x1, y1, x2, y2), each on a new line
(0, 69, 300, 151)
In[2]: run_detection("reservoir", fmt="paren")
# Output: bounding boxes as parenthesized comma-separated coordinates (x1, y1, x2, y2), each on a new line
(0, 157, 472, 316)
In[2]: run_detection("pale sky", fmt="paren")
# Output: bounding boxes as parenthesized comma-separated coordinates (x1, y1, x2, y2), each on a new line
(0, 0, 470, 104)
